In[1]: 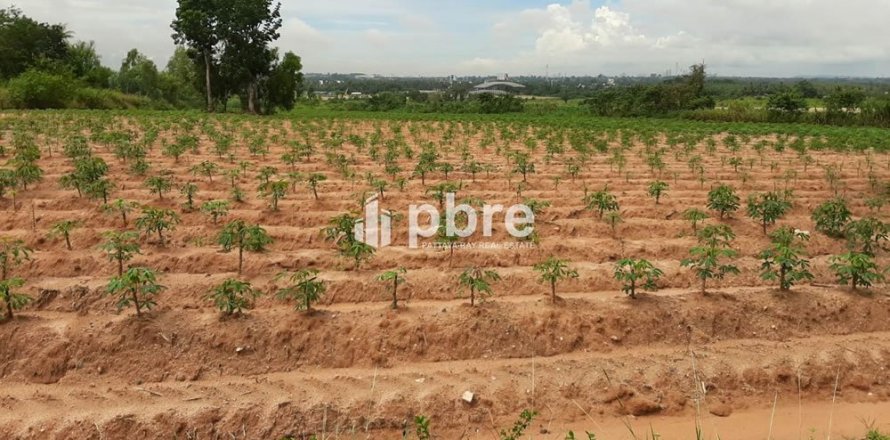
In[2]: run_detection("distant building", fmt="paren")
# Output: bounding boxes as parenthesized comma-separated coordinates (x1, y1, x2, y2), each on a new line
(469, 76, 526, 96)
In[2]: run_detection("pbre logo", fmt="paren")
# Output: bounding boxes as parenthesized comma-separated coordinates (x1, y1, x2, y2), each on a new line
(355, 194, 535, 249)
(354, 195, 393, 248)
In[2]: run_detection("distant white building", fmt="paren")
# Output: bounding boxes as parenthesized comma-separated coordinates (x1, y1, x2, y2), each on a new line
(469, 77, 526, 96)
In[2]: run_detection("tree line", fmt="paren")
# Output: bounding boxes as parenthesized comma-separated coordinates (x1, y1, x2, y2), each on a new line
(0, 2, 303, 113)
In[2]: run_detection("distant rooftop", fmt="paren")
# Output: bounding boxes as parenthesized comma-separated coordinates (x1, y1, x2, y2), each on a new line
(468, 89, 512, 96)
(473, 81, 526, 90)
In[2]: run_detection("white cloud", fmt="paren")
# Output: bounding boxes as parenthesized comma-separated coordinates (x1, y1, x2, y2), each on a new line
(474, 0, 890, 76)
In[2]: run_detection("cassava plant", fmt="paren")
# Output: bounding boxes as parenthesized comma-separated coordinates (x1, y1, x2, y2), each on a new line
(707, 184, 740, 219)
(49, 219, 80, 250)
(614, 258, 663, 299)
(99, 231, 140, 276)
(534, 257, 578, 303)
(276, 269, 326, 312)
(0, 277, 29, 320)
(102, 198, 139, 227)
(829, 252, 885, 291)
(759, 226, 814, 291)
(681, 224, 740, 294)
(209, 278, 260, 316)
(106, 266, 164, 317)
(378, 268, 407, 309)
(746, 191, 792, 235)
(217, 220, 273, 274)
(682, 208, 709, 234)
(458, 267, 501, 306)
(201, 200, 230, 224)
(647, 180, 669, 205)
(135, 207, 180, 246)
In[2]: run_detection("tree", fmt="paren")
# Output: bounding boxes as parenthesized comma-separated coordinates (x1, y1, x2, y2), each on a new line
(759, 227, 813, 291)
(614, 258, 663, 299)
(458, 267, 500, 306)
(844, 217, 888, 255)
(378, 268, 407, 309)
(681, 225, 740, 294)
(160, 46, 204, 107)
(746, 191, 792, 235)
(0, 277, 28, 320)
(276, 269, 325, 312)
(172, 0, 220, 111)
(826, 87, 866, 116)
(218, 0, 283, 114)
(707, 184, 740, 219)
(217, 220, 272, 274)
(262, 51, 303, 113)
(201, 199, 230, 224)
(49, 219, 80, 250)
(116, 49, 161, 98)
(145, 175, 173, 200)
(135, 207, 180, 246)
(647, 181, 669, 205)
(682, 208, 709, 234)
(0, 7, 70, 80)
(829, 252, 884, 291)
(534, 257, 579, 303)
(106, 267, 164, 317)
(584, 187, 619, 219)
(767, 92, 807, 120)
(812, 198, 852, 238)
(103, 199, 139, 227)
(209, 278, 260, 315)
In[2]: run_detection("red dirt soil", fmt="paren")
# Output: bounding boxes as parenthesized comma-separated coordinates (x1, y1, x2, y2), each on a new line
(0, 115, 888, 438)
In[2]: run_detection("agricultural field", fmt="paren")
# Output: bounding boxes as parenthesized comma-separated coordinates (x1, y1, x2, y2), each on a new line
(0, 110, 889, 439)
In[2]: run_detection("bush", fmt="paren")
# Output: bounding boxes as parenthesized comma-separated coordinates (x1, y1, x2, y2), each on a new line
(477, 94, 524, 114)
(71, 87, 160, 110)
(0, 87, 10, 109)
(6, 69, 76, 109)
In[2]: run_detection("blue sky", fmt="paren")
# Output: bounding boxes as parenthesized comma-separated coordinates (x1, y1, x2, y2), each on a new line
(5, 0, 889, 77)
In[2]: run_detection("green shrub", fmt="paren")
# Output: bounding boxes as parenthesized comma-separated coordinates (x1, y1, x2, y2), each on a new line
(6, 69, 75, 109)
(0, 87, 10, 109)
(71, 87, 159, 110)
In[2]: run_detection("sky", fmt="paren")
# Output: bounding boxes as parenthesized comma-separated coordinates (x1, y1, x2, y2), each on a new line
(5, 0, 890, 77)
